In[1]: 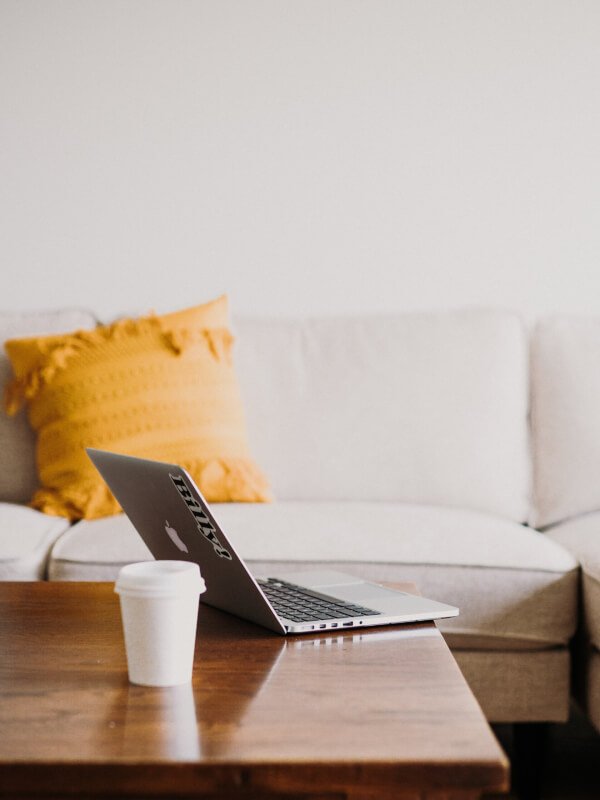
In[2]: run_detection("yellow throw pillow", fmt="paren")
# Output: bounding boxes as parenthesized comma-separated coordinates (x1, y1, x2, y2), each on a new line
(4, 295, 271, 519)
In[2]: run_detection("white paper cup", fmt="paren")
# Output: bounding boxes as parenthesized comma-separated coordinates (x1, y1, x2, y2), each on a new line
(115, 561, 206, 687)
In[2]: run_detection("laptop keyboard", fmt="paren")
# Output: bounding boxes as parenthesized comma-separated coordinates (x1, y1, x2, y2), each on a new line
(257, 578, 381, 623)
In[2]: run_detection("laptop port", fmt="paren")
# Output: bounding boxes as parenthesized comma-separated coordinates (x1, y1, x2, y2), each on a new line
(343, 622, 353, 627)
(319, 624, 326, 629)
(330, 623, 338, 628)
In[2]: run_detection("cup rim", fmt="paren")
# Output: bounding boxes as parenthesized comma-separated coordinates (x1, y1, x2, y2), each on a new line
(115, 560, 206, 597)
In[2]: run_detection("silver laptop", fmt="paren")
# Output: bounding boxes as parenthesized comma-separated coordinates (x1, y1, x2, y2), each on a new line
(87, 449, 459, 635)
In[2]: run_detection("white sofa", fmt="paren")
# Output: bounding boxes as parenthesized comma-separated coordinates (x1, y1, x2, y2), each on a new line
(1, 307, 598, 733)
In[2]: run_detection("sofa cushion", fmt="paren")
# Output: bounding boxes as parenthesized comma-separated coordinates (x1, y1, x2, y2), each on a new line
(0, 309, 97, 504)
(233, 310, 530, 522)
(0, 503, 71, 579)
(4, 296, 270, 519)
(586, 650, 600, 733)
(454, 648, 570, 723)
(49, 502, 577, 649)
(531, 315, 600, 527)
(50, 513, 154, 574)
(546, 513, 600, 650)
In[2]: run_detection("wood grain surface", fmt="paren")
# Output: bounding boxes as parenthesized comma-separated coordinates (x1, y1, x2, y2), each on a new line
(0, 581, 508, 799)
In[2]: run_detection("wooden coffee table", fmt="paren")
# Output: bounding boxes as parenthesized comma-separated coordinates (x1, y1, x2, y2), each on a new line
(0, 581, 508, 799)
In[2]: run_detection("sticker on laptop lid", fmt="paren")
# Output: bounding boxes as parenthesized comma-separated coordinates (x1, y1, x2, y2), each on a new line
(169, 473, 232, 560)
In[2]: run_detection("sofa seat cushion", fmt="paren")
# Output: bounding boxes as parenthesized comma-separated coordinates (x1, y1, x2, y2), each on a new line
(454, 648, 570, 723)
(586, 650, 600, 733)
(0, 503, 71, 579)
(547, 513, 600, 650)
(49, 502, 578, 649)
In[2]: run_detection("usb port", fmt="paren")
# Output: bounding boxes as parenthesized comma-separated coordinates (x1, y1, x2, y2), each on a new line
(343, 622, 353, 627)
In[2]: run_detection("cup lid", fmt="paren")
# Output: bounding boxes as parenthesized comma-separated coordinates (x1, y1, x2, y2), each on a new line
(115, 560, 206, 597)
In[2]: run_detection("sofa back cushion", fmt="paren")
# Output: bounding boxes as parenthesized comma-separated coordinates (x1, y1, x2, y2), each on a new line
(0, 309, 97, 504)
(234, 309, 530, 521)
(531, 315, 600, 528)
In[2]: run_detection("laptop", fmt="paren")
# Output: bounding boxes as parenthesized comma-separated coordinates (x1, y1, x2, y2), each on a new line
(87, 449, 459, 635)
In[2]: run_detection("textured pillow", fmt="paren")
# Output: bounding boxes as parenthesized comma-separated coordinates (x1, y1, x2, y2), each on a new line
(4, 296, 270, 520)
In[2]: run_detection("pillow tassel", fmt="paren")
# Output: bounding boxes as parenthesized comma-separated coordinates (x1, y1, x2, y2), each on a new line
(4, 339, 86, 415)
(30, 482, 120, 521)
(4, 380, 26, 416)
(159, 325, 234, 361)
(189, 457, 272, 503)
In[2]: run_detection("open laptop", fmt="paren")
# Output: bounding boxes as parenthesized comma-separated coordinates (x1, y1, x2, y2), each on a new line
(87, 449, 459, 635)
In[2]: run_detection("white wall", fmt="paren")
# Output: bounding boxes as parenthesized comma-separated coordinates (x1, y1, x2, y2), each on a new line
(1, 0, 600, 320)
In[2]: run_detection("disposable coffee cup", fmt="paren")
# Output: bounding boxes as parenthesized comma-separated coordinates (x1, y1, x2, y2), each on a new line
(115, 561, 206, 687)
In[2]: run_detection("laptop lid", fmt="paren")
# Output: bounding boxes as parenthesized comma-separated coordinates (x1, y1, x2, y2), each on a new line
(87, 448, 286, 633)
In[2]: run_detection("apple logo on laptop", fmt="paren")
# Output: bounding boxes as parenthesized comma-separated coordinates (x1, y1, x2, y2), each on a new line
(164, 520, 189, 553)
